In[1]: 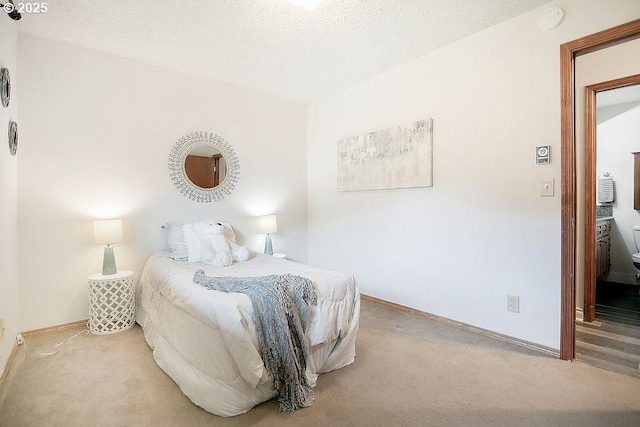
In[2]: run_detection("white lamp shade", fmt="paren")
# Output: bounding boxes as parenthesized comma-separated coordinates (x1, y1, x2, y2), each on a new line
(94, 219, 123, 245)
(259, 215, 277, 234)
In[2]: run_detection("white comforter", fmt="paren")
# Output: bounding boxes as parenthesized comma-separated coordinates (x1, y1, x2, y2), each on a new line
(136, 251, 360, 417)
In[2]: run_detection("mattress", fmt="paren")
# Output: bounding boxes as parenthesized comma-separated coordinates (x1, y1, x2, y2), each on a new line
(135, 251, 360, 417)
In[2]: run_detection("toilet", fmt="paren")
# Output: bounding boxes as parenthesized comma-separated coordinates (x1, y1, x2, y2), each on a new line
(632, 226, 640, 279)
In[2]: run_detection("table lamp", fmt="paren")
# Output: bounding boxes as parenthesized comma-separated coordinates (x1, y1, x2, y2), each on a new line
(94, 219, 122, 275)
(259, 215, 277, 255)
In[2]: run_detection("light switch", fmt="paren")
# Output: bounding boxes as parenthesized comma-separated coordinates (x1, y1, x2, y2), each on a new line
(540, 178, 554, 197)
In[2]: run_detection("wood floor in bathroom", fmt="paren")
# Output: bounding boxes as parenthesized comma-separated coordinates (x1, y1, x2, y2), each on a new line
(575, 281, 640, 378)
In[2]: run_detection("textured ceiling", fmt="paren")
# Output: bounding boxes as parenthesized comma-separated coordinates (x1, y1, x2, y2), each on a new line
(15, 0, 551, 104)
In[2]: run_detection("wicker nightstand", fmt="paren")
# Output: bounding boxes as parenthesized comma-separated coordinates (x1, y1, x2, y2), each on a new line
(88, 270, 135, 335)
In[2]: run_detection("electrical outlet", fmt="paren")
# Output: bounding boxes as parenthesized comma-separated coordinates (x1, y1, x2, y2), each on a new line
(0, 317, 3, 339)
(507, 295, 520, 313)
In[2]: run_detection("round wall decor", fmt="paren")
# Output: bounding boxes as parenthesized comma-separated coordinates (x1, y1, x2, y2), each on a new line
(168, 131, 240, 203)
(1, 68, 10, 108)
(8, 120, 17, 156)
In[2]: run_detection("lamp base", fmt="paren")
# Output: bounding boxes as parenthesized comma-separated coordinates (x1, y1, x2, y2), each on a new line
(264, 234, 273, 256)
(102, 245, 118, 275)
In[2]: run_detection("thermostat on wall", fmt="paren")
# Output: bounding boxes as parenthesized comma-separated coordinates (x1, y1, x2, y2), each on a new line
(536, 146, 550, 164)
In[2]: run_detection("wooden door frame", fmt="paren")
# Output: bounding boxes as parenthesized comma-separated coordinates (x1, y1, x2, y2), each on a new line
(583, 73, 640, 323)
(560, 19, 640, 360)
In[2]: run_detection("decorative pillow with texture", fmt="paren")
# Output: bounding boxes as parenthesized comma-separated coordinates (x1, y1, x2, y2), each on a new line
(162, 222, 188, 260)
(183, 220, 238, 263)
(183, 223, 202, 263)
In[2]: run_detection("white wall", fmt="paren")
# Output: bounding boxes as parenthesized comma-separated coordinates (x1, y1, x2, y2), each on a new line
(0, 18, 18, 376)
(307, 0, 640, 350)
(11, 0, 640, 352)
(17, 35, 308, 331)
(596, 102, 640, 284)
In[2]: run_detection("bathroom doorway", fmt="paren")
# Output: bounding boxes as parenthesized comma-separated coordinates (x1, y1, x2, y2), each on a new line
(560, 18, 640, 362)
(583, 77, 640, 322)
(575, 77, 640, 377)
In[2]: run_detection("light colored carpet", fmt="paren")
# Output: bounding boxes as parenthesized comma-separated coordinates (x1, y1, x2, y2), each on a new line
(1, 299, 639, 427)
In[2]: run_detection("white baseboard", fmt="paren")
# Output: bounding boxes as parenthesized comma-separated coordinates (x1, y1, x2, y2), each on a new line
(575, 307, 584, 321)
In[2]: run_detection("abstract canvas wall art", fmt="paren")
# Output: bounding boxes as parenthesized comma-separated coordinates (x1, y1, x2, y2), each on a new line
(337, 118, 433, 192)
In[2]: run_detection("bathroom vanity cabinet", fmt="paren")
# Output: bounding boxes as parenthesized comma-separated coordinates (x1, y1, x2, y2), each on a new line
(595, 219, 611, 279)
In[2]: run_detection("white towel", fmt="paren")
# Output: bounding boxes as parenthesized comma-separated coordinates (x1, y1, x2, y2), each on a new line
(597, 174, 614, 203)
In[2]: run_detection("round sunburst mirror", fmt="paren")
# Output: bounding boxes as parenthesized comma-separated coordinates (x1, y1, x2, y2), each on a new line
(168, 131, 240, 203)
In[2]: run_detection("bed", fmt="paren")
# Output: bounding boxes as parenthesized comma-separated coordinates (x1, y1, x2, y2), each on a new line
(135, 249, 360, 417)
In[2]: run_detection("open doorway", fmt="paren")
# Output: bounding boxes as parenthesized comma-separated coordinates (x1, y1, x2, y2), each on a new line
(575, 78, 640, 377)
(559, 19, 640, 361)
(583, 77, 640, 323)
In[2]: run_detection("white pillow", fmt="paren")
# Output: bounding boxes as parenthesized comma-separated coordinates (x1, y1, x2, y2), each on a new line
(162, 222, 188, 260)
(183, 221, 238, 263)
(182, 223, 202, 263)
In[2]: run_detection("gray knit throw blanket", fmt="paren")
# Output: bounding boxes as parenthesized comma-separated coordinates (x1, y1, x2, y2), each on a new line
(193, 269, 317, 412)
